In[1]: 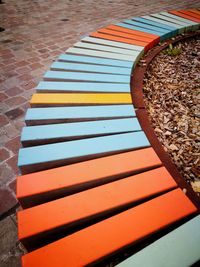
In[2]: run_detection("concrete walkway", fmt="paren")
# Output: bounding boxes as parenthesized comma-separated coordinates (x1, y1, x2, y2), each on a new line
(0, 0, 199, 266)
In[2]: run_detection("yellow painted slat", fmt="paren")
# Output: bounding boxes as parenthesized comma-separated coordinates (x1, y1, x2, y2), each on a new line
(30, 93, 132, 106)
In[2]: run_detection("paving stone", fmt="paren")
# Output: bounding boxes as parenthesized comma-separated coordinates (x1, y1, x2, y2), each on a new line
(5, 108, 24, 120)
(6, 86, 23, 97)
(0, 162, 15, 187)
(0, 148, 10, 162)
(0, 216, 23, 267)
(0, 114, 9, 127)
(0, 187, 18, 216)
(5, 96, 27, 108)
(5, 136, 21, 155)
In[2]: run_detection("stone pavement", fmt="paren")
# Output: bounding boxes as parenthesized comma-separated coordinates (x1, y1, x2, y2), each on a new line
(0, 0, 199, 266)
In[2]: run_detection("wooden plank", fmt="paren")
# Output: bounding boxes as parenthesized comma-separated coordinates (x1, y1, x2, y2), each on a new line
(43, 71, 130, 83)
(35, 81, 131, 93)
(178, 10, 200, 20)
(50, 62, 131, 75)
(21, 118, 141, 146)
(21, 189, 197, 267)
(189, 9, 200, 16)
(115, 22, 170, 42)
(117, 215, 200, 267)
(141, 15, 185, 34)
(90, 31, 146, 49)
(25, 105, 135, 125)
(30, 93, 132, 107)
(99, 26, 157, 43)
(96, 28, 151, 48)
(81, 36, 144, 51)
(160, 11, 199, 26)
(18, 167, 177, 250)
(147, 13, 189, 33)
(74, 41, 140, 56)
(18, 131, 150, 174)
(169, 10, 200, 23)
(17, 147, 162, 208)
(66, 47, 137, 61)
(131, 17, 178, 34)
(106, 24, 159, 39)
(58, 54, 133, 68)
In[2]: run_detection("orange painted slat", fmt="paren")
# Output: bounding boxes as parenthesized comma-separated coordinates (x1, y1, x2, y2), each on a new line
(22, 189, 197, 267)
(17, 147, 161, 208)
(18, 167, 177, 248)
(106, 25, 159, 41)
(189, 9, 200, 16)
(97, 29, 148, 44)
(90, 31, 146, 48)
(100, 26, 156, 43)
(169, 10, 200, 23)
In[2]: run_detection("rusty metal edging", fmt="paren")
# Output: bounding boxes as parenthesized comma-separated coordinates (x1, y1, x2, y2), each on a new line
(131, 31, 200, 211)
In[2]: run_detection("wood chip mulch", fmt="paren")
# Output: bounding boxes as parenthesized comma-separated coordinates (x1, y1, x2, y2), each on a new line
(143, 35, 200, 195)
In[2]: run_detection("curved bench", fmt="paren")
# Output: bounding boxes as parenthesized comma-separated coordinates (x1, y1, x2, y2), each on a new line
(16, 9, 200, 267)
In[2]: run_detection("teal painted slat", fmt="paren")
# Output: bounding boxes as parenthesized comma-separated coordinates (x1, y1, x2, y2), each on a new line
(81, 36, 144, 52)
(44, 71, 130, 83)
(18, 131, 150, 174)
(131, 17, 178, 35)
(117, 215, 200, 267)
(25, 105, 136, 125)
(160, 12, 199, 31)
(143, 15, 185, 34)
(51, 62, 131, 75)
(116, 22, 171, 41)
(66, 47, 137, 62)
(36, 81, 130, 93)
(58, 54, 133, 68)
(21, 118, 141, 146)
(74, 41, 140, 56)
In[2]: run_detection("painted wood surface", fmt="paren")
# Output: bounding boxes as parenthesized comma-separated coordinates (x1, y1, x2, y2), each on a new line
(17, 147, 162, 208)
(131, 17, 178, 36)
(58, 54, 133, 68)
(74, 41, 140, 56)
(142, 14, 186, 34)
(30, 93, 132, 107)
(115, 22, 168, 42)
(169, 10, 200, 23)
(66, 47, 137, 61)
(25, 105, 135, 125)
(18, 131, 150, 174)
(106, 24, 159, 39)
(21, 189, 197, 267)
(117, 215, 200, 267)
(81, 36, 144, 51)
(35, 81, 131, 93)
(21, 118, 141, 146)
(90, 31, 146, 49)
(18, 167, 177, 250)
(50, 61, 131, 75)
(44, 71, 130, 83)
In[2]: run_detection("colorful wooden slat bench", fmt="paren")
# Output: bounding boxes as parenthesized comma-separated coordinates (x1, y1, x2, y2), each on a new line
(17, 8, 200, 267)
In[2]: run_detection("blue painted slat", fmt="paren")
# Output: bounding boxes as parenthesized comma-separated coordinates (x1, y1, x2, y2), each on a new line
(51, 62, 131, 75)
(142, 15, 185, 34)
(25, 105, 135, 125)
(124, 19, 170, 34)
(36, 81, 130, 93)
(44, 71, 130, 83)
(58, 54, 133, 68)
(131, 17, 178, 35)
(117, 215, 200, 267)
(21, 118, 141, 145)
(18, 131, 150, 173)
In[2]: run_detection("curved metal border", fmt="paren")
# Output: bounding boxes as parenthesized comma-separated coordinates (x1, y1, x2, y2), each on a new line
(131, 31, 200, 210)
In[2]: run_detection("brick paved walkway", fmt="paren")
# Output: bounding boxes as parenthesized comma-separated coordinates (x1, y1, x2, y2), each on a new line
(0, 0, 199, 266)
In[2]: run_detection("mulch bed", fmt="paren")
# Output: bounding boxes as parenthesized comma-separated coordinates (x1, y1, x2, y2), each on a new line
(143, 35, 200, 195)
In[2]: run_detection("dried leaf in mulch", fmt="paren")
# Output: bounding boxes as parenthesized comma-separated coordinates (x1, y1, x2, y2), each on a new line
(143, 36, 200, 195)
